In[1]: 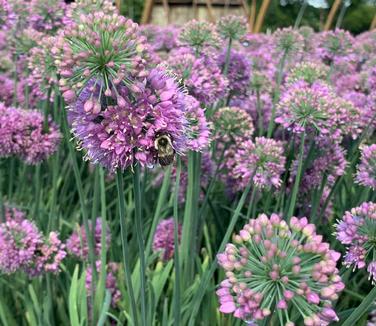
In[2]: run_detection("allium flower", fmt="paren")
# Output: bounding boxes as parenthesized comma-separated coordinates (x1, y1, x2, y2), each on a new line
(335, 202, 376, 283)
(140, 25, 179, 52)
(66, 218, 111, 260)
(29, 0, 66, 33)
(26, 231, 66, 277)
(55, 11, 149, 103)
(356, 144, 376, 189)
(213, 107, 254, 143)
(0, 219, 43, 274)
(0, 103, 61, 164)
(153, 218, 181, 261)
(86, 261, 121, 307)
(276, 81, 361, 140)
(217, 49, 251, 96)
(3, 205, 26, 222)
(167, 53, 228, 106)
(216, 15, 247, 41)
(185, 95, 210, 151)
(217, 213, 343, 325)
(286, 62, 328, 86)
(230, 137, 285, 190)
(68, 67, 188, 171)
(178, 20, 222, 54)
(273, 27, 304, 56)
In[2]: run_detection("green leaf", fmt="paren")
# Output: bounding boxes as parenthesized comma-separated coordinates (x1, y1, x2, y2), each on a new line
(68, 265, 80, 326)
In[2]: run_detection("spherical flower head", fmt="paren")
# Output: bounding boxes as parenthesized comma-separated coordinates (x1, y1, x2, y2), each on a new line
(217, 214, 343, 325)
(29, 0, 66, 33)
(56, 11, 149, 103)
(213, 107, 254, 143)
(335, 202, 376, 283)
(153, 218, 181, 261)
(273, 27, 304, 55)
(66, 218, 111, 260)
(0, 103, 61, 164)
(217, 49, 251, 96)
(86, 261, 121, 307)
(140, 25, 179, 52)
(185, 95, 211, 151)
(0, 219, 43, 274)
(167, 52, 228, 106)
(26, 231, 66, 277)
(356, 144, 376, 189)
(314, 29, 355, 64)
(216, 15, 247, 41)
(68, 67, 188, 171)
(230, 137, 286, 190)
(3, 205, 26, 222)
(179, 20, 222, 54)
(63, 0, 117, 26)
(286, 62, 328, 86)
(276, 80, 361, 140)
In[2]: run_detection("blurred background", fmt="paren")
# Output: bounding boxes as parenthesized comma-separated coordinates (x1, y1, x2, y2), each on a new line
(94, 0, 376, 34)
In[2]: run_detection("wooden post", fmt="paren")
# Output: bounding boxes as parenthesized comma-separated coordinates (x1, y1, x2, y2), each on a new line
(371, 14, 376, 30)
(141, 0, 154, 24)
(249, 0, 257, 32)
(323, 0, 341, 31)
(115, 0, 121, 11)
(162, 0, 170, 24)
(253, 0, 271, 33)
(205, 0, 216, 22)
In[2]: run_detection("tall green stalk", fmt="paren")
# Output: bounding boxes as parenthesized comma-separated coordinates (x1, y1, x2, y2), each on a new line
(287, 132, 306, 219)
(223, 38, 233, 77)
(132, 164, 147, 326)
(294, 0, 308, 29)
(173, 158, 181, 326)
(187, 181, 253, 326)
(116, 170, 138, 325)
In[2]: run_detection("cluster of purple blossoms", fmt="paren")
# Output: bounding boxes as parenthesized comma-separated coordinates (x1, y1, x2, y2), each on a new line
(28, 0, 66, 33)
(217, 213, 343, 325)
(85, 261, 121, 307)
(276, 80, 361, 141)
(68, 67, 188, 171)
(167, 52, 228, 106)
(216, 15, 247, 41)
(0, 102, 61, 164)
(0, 217, 65, 276)
(217, 49, 251, 97)
(230, 137, 286, 190)
(285, 62, 328, 86)
(355, 144, 376, 189)
(273, 27, 304, 57)
(139, 25, 179, 52)
(66, 218, 111, 260)
(335, 202, 376, 283)
(153, 218, 182, 261)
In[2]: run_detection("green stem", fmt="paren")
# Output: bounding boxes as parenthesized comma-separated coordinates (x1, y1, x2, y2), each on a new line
(294, 0, 308, 29)
(173, 158, 181, 326)
(287, 132, 306, 219)
(223, 38, 233, 77)
(187, 181, 253, 326)
(132, 164, 147, 326)
(256, 90, 264, 136)
(0, 160, 4, 223)
(342, 286, 376, 326)
(116, 170, 138, 325)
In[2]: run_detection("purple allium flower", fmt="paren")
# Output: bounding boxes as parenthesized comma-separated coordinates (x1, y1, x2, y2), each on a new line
(0, 103, 61, 164)
(3, 205, 26, 222)
(167, 52, 228, 106)
(55, 11, 149, 103)
(217, 213, 343, 325)
(276, 80, 361, 140)
(85, 261, 121, 307)
(213, 107, 254, 143)
(273, 27, 304, 56)
(216, 15, 247, 41)
(140, 24, 179, 52)
(26, 231, 66, 277)
(217, 49, 251, 96)
(66, 218, 111, 261)
(68, 67, 188, 171)
(0, 219, 43, 274)
(356, 144, 376, 189)
(230, 137, 285, 190)
(335, 202, 376, 283)
(185, 95, 211, 151)
(29, 0, 66, 33)
(178, 20, 222, 54)
(152, 217, 181, 261)
(286, 62, 328, 86)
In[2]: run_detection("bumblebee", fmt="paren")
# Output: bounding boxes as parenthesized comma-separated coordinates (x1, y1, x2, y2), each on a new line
(154, 134, 175, 166)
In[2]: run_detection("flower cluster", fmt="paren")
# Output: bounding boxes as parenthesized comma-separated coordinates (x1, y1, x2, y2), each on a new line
(0, 102, 61, 164)
(356, 144, 376, 189)
(335, 202, 376, 283)
(216, 15, 247, 41)
(153, 218, 182, 261)
(217, 213, 343, 325)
